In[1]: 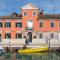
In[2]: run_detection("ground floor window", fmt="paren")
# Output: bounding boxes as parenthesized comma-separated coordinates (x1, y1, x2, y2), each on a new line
(33, 36, 36, 39)
(5, 33, 11, 39)
(50, 33, 54, 39)
(16, 33, 22, 39)
(39, 33, 43, 39)
(23, 36, 26, 38)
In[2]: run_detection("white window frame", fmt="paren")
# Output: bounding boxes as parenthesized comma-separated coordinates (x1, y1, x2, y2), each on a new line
(27, 20, 33, 29)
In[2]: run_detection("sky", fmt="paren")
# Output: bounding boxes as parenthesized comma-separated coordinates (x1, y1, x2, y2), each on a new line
(0, 0, 60, 16)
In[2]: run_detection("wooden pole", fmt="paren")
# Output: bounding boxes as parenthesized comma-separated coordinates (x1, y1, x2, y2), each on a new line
(48, 38, 50, 51)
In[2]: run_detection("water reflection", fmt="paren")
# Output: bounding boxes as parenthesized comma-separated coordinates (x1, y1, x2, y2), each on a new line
(0, 52, 60, 60)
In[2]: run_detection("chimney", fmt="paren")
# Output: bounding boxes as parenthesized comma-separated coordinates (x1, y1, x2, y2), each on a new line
(40, 10, 44, 16)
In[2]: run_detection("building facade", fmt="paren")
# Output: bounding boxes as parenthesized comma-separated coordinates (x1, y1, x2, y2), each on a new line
(0, 3, 60, 47)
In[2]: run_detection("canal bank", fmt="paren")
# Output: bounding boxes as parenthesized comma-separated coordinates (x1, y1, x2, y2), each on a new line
(2, 42, 60, 52)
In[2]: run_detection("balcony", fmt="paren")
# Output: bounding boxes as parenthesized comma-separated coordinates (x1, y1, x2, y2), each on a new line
(25, 27, 34, 30)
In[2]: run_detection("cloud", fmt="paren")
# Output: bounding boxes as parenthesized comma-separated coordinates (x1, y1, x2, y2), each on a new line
(0, 0, 60, 16)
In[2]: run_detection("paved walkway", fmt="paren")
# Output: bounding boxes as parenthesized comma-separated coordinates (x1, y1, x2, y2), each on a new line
(2, 42, 60, 48)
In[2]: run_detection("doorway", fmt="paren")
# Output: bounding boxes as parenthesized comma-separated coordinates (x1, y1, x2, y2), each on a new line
(27, 32, 32, 42)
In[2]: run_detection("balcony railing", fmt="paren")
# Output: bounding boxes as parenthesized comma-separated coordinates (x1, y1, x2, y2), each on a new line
(25, 27, 33, 30)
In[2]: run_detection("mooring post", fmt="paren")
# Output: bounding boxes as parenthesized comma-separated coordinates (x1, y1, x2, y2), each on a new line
(48, 39, 50, 51)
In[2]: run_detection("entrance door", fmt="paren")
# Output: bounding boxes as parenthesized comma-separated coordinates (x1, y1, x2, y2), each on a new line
(27, 32, 32, 42)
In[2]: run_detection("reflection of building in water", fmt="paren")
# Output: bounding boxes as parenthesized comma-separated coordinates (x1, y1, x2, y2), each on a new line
(0, 3, 60, 49)
(0, 53, 60, 60)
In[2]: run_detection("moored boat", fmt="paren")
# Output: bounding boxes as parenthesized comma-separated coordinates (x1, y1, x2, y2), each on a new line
(18, 47, 48, 53)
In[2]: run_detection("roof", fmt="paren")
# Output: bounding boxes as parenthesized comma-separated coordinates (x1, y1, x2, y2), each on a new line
(38, 14, 60, 19)
(0, 16, 21, 19)
(21, 3, 39, 9)
(0, 13, 22, 19)
(0, 14, 60, 19)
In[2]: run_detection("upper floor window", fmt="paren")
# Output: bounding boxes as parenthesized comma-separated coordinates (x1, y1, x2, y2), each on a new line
(16, 33, 22, 39)
(50, 33, 54, 39)
(59, 22, 60, 27)
(5, 22, 11, 28)
(27, 20, 33, 29)
(50, 21, 54, 28)
(24, 12, 27, 16)
(0, 22, 3, 28)
(33, 12, 36, 16)
(16, 22, 22, 28)
(5, 33, 11, 39)
(39, 22, 43, 28)
(39, 33, 43, 39)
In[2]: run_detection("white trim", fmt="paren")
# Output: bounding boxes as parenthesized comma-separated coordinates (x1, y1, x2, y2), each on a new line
(21, 3, 39, 9)
(6, 31, 11, 33)
(16, 31, 21, 33)
(27, 20, 33, 29)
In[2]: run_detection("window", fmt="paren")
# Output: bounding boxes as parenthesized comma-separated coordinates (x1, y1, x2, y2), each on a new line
(50, 21, 54, 28)
(59, 22, 60, 27)
(27, 20, 33, 29)
(39, 33, 43, 39)
(0, 22, 3, 28)
(5, 33, 11, 39)
(23, 36, 26, 38)
(50, 33, 54, 39)
(24, 12, 27, 16)
(16, 22, 22, 28)
(33, 12, 36, 16)
(39, 22, 43, 27)
(33, 36, 36, 38)
(5, 22, 11, 28)
(16, 33, 22, 39)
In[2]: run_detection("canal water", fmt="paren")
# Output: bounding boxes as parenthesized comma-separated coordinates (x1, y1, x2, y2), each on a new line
(0, 52, 60, 60)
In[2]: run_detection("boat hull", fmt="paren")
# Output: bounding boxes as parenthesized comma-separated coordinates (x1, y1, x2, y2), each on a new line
(18, 47, 48, 53)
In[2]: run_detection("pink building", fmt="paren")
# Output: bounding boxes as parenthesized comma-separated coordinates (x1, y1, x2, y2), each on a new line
(0, 3, 60, 49)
